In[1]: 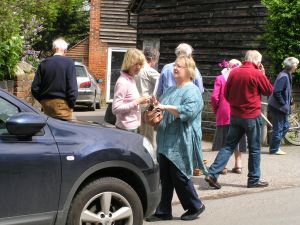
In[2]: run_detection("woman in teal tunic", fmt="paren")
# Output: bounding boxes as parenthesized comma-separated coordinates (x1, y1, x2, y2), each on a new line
(146, 55, 206, 222)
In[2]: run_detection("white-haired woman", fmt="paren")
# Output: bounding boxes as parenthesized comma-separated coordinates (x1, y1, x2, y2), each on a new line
(211, 59, 247, 174)
(268, 57, 299, 155)
(146, 55, 206, 222)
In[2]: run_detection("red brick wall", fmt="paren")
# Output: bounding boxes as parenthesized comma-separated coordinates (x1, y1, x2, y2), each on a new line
(89, 0, 107, 100)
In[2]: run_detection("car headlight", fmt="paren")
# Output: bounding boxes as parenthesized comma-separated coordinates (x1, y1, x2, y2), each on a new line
(143, 137, 157, 164)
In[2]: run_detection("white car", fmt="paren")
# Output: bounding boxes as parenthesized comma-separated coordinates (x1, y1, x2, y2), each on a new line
(75, 61, 102, 110)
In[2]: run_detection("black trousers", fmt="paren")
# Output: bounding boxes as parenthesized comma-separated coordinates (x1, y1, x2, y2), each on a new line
(155, 154, 203, 216)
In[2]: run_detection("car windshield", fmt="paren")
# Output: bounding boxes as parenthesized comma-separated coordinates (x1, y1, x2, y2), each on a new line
(76, 66, 87, 77)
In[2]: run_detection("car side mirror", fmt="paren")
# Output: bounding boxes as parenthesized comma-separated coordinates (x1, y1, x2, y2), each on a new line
(6, 112, 46, 136)
(97, 79, 103, 84)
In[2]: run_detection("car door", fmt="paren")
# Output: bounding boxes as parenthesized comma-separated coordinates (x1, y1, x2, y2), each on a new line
(0, 97, 61, 225)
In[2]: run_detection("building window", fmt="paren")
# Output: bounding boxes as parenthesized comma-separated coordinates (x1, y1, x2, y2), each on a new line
(106, 48, 128, 102)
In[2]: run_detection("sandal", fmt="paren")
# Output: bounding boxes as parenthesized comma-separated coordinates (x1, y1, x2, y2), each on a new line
(232, 167, 242, 174)
(221, 167, 228, 175)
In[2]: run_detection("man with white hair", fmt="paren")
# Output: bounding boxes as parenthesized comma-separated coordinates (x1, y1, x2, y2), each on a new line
(156, 43, 204, 97)
(205, 50, 273, 189)
(31, 37, 78, 120)
(268, 57, 299, 155)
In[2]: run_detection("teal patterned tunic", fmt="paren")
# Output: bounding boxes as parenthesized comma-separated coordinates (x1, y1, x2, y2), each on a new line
(157, 83, 208, 178)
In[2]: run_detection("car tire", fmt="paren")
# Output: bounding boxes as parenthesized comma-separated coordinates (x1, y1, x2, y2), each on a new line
(96, 94, 101, 109)
(66, 177, 143, 225)
(89, 97, 96, 111)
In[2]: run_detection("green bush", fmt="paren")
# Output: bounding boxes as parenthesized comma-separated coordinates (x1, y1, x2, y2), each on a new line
(262, 0, 300, 83)
(0, 35, 24, 80)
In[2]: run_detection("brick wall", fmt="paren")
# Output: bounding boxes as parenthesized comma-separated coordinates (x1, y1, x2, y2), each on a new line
(89, 0, 107, 101)
(0, 62, 37, 107)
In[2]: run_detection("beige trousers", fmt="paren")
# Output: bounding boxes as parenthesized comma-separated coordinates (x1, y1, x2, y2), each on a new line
(139, 120, 157, 152)
(41, 99, 73, 120)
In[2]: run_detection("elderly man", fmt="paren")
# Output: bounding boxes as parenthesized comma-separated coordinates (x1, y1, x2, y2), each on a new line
(156, 43, 204, 97)
(31, 37, 78, 120)
(268, 57, 299, 155)
(135, 47, 160, 149)
(205, 50, 273, 189)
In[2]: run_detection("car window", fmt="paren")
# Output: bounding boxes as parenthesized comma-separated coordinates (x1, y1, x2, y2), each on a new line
(0, 97, 19, 135)
(76, 66, 87, 77)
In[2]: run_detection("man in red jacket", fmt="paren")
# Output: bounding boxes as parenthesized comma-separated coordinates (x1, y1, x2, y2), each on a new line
(205, 50, 273, 189)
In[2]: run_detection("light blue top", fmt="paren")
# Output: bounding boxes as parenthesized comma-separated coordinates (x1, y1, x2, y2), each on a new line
(156, 62, 204, 97)
(156, 83, 208, 178)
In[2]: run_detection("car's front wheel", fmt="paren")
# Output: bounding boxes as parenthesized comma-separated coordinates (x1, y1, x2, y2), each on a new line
(67, 177, 143, 225)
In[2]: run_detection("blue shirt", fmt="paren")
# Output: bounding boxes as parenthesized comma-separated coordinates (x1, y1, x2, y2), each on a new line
(156, 62, 204, 97)
(157, 83, 208, 178)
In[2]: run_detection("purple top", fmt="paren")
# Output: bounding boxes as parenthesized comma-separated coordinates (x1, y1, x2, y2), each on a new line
(210, 74, 230, 126)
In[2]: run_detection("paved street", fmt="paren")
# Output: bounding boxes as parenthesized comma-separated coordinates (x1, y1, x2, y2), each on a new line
(143, 187, 300, 225)
(74, 108, 300, 225)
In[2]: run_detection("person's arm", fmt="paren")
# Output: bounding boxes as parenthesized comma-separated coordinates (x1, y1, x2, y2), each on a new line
(148, 69, 160, 96)
(155, 88, 202, 121)
(112, 80, 138, 114)
(272, 76, 288, 106)
(31, 64, 42, 101)
(193, 68, 204, 94)
(66, 63, 78, 109)
(210, 77, 222, 113)
(155, 104, 179, 118)
(156, 67, 165, 98)
(258, 72, 273, 97)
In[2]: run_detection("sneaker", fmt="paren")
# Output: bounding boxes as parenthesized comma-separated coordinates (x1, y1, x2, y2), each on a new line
(274, 149, 287, 155)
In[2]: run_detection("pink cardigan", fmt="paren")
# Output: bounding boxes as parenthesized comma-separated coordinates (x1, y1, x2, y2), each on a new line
(112, 72, 141, 130)
(210, 74, 230, 126)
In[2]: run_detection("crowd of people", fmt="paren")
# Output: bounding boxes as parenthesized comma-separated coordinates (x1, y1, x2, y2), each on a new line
(31, 37, 299, 222)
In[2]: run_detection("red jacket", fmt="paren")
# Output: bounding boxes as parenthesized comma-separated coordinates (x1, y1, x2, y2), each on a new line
(224, 62, 273, 119)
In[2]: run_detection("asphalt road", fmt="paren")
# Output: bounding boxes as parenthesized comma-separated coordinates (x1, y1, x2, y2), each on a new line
(74, 108, 105, 124)
(143, 186, 300, 225)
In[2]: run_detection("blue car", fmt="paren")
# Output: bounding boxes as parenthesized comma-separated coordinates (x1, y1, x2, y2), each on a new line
(0, 89, 161, 225)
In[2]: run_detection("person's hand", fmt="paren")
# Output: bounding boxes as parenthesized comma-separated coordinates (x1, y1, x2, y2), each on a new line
(258, 63, 265, 75)
(150, 96, 159, 105)
(154, 103, 166, 111)
(136, 96, 151, 105)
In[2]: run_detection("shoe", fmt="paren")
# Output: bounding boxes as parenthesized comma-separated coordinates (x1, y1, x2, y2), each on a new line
(221, 167, 228, 175)
(205, 175, 221, 189)
(274, 149, 287, 155)
(247, 181, 269, 188)
(181, 204, 205, 221)
(145, 214, 173, 222)
(232, 167, 242, 174)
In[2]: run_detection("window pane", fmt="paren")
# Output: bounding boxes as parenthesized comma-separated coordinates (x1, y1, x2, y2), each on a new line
(109, 51, 126, 100)
(0, 98, 19, 135)
(75, 66, 87, 77)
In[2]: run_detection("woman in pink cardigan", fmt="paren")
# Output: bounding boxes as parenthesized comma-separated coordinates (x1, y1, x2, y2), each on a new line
(112, 48, 150, 132)
(211, 59, 247, 174)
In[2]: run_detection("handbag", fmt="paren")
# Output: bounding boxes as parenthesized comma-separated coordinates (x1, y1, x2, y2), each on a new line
(104, 102, 116, 125)
(143, 104, 163, 126)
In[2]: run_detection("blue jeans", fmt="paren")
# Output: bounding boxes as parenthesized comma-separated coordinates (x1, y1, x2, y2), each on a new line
(269, 108, 289, 153)
(208, 116, 262, 185)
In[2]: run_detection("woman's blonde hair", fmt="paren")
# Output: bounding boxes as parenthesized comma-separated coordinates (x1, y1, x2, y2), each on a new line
(176, 55, 196, 80)
(121, 48, 146, 72)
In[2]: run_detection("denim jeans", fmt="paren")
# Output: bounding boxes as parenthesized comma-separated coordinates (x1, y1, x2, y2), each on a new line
(269, 108, 289, 153)
(208, 116, 262, 185)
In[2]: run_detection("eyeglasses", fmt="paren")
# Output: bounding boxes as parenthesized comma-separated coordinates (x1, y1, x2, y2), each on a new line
(174, 64, 186, 69)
